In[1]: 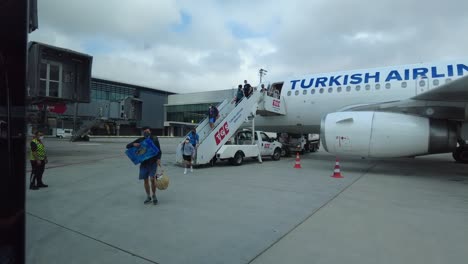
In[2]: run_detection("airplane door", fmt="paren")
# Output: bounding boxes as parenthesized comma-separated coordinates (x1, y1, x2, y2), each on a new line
(416, 76, 431, 95)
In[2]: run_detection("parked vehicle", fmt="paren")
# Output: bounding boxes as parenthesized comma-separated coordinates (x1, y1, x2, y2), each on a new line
(278, 133, 320, 156)
(216, 130, 283, 166)
(56, 128, 73, 138)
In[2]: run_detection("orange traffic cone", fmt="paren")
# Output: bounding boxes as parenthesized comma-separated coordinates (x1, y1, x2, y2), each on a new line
(294, 152, 302, 169)
(331, 157, 343, 178)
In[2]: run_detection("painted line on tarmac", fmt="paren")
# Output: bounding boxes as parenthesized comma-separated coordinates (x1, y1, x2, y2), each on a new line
(27, 212, 160, 264)
(248, 163, 378, 264)
(26, 154, 124, 172)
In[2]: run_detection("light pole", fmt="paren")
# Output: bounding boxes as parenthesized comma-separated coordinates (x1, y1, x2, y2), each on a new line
(259, 68, 268, 83)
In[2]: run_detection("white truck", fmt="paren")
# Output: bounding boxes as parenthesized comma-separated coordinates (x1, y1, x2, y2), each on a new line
(56, 128, 73, 138)
(215, 130, 283, 166)
(278, 133, 320, 156)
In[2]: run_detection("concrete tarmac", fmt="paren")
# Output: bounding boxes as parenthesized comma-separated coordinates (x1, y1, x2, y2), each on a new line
(26, 138, 468, 264)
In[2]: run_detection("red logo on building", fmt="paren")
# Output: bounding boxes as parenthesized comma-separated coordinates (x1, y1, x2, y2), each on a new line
(215, 122, 230, 145)
(273, 100, 280, 108)
(37, 103, 67, 114)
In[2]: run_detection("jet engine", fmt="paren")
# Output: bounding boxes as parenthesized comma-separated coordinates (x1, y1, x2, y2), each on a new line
(320, 111, 457, 158)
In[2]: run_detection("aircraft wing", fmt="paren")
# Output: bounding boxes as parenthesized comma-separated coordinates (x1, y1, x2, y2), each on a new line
(343, 75, 468, 121)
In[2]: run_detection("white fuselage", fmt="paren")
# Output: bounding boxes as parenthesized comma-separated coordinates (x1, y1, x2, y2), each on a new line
(254, 60, 468, 134)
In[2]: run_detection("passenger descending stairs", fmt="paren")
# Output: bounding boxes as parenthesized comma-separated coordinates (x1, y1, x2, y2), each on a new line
(182, 89, 285, 166)
(194, 91, 261, 165)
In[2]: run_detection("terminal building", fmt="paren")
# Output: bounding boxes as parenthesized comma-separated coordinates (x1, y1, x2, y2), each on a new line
(26, 41, 239, 137)
(164, 89, 236, 136)
(31, 77, 235, 137)
(28, 76, 174, 136)
(30, 73, 236, 137)
(60, 77, 174, 136)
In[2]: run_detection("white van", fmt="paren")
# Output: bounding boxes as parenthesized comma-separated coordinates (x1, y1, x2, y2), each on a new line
(56, 128, 73, 138)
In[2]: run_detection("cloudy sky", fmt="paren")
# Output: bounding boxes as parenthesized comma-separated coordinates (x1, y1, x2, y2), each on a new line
(30, 0, 468, 93)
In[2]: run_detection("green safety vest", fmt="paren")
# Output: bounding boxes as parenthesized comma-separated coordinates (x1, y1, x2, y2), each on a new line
(30, 138, 46, 161)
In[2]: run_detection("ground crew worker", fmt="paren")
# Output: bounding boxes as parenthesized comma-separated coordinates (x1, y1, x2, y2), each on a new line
(29, 130, 48, 190)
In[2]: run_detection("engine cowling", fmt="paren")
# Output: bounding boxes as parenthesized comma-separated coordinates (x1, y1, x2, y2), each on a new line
(320, 111, 457, 158)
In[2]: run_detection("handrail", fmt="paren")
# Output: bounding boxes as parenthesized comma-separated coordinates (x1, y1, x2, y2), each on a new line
(180, 99, 231, 145)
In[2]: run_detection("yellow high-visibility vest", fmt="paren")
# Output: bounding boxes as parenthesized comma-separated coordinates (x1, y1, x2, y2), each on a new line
(30, 138, 46, 160)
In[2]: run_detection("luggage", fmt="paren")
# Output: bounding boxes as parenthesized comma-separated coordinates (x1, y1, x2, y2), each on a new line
(125, 138, 160, 165)
(156, 171, 169, 190)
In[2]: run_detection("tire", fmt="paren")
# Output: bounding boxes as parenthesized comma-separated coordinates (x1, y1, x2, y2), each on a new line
(282, 147, 291, 157)
(209, 157, 217, 167)
(230, 151, 243, 166)
(310, 144, 319, 153)
(272, 148, 281, 161)
(453, 147, 468, 163)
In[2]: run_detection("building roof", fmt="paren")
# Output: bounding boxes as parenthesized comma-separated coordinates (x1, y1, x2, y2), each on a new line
(91, 76, 176, 95)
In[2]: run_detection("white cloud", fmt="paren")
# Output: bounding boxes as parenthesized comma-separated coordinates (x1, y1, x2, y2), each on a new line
(29, 0, 468, 93)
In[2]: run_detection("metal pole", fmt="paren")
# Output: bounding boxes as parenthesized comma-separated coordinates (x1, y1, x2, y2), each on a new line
(252, 117, 263, 163)
(42, 104, 48, 133)
(259, 68, 268, 84)
(73, 102, 78, 133)
(251, 117, 255, 145)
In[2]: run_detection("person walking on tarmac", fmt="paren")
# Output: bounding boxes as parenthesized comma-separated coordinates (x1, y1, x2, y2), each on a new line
(126, 127, 162, 205)
(181, 137, 196, 174)
(29, 130, 48, 190)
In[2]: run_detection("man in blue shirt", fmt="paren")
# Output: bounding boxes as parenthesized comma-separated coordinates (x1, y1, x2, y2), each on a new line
(188, 128, 199, 148)
(126, 126, 162, 205)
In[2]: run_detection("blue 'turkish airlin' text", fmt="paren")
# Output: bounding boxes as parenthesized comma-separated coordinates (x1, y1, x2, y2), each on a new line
(290, 64, 468, 90)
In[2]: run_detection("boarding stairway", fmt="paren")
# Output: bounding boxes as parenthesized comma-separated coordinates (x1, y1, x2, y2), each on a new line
(181, 88, 286, 165)
(70, 117, 106, 142)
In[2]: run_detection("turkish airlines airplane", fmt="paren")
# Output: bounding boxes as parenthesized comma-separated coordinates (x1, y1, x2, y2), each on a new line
(253, 60, 468, 163)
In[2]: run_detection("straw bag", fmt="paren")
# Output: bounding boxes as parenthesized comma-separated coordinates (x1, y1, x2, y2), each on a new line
(156, 171, 169, 190)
